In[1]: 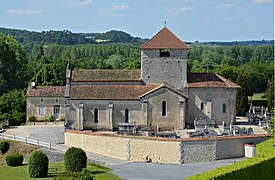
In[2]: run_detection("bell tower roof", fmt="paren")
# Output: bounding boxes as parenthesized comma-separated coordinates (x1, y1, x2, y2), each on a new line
(141, 27, 189, 50)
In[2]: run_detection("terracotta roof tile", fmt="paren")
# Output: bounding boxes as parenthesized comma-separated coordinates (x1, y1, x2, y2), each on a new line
(141, 27, 189, 50)
(69, 84, 161, 100)
(187, 73, 240, 88)
(72, 69, 141, 82)
(27, 86, 65, 97)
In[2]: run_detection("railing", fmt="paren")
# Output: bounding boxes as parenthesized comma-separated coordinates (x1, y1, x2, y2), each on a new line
(0, 133, 52, 150)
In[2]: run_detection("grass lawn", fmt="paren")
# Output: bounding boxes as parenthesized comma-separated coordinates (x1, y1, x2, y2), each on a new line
(0, 140, 121, 180)
(249, 93, 268, 100)
(0, 162, 121, 180)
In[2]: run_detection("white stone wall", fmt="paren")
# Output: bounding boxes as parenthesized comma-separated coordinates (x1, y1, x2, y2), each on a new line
(66, 100, 143, 130)
(65, 131, 270, 164)
(187, 88, 237, 126)
(143, 88, 186, 129)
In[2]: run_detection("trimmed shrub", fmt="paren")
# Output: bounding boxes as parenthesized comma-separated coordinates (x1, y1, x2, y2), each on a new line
(64, 147, 87, 172)
(28, 150, 49, 178)
(6, 153, 23, 166)
(0, 141, 10, 154)
(79, 168, 93, 180)
(28, 115, 36, 122)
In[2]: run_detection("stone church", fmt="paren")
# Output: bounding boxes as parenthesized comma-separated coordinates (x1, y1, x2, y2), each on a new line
(27, 27, 240, 130)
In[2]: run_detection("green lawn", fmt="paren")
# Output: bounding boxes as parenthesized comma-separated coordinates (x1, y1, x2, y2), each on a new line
(0, 162, 121, 180)
(249, 93, 268, 100)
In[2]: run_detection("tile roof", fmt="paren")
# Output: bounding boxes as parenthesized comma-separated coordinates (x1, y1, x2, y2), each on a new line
(69, 84, 160, 100)
(69, 84, 187, 100)
(141, 27, 189, 50)
(187, 73, 240, 88)
(72, 69, 141, 82)
(27, 86, 65, 97)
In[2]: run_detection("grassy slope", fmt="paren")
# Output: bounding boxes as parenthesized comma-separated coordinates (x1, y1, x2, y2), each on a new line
(0, 140, 121, 180)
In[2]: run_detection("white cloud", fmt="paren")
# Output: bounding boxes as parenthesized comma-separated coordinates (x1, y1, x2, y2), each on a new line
(97, 5, 131, 18)
(252, 0, 272, 4)
(61, 0, 93, 8)
(215, 3, 234, 9)
(101, 5, 130, 12)
(5, 9, 43, 15)
(165, 6, 198, 16)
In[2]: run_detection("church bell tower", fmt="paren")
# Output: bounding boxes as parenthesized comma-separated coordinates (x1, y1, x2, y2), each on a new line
(141, 27, 189, 93)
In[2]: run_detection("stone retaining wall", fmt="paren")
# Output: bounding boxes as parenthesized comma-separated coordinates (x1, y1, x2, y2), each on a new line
(65, 130, 270, 164)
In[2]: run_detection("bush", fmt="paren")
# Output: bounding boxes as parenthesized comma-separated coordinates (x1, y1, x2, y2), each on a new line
(6, 153, 23, 166)
(28, 115, 36, 122)
(28, 150, 49, 178)
(64, 147, 87, 172)
(79, 168, 93, 180)
(0, 141, 10, 154)
(47, 115, 54, 122)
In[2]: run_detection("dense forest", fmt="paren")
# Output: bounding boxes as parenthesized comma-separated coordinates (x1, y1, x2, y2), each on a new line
(0, 29, 274, 126)
(0, 27, 146, 45)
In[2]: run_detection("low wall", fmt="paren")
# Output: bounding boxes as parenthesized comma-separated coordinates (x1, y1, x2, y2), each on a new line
(65, 130, 270, 164)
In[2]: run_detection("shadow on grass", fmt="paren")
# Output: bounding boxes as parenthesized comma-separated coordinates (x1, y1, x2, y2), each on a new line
(92, 170, 105, 175)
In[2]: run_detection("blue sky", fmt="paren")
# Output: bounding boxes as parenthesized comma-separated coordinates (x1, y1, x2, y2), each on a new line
(0, 0, 273, 41)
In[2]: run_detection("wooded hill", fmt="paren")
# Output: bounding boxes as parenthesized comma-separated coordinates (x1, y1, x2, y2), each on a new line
(0, 27, 146, 45)
(0, 27, 273, 46)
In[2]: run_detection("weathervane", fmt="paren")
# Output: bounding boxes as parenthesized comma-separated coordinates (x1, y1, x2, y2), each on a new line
(164, 21, 167, 27)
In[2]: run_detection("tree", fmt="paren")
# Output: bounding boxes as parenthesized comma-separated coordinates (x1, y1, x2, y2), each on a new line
(235, 71, 249, 115)
(0, 33, 28, 96)
(265, 76, 274, 112)
(0, 90, 26, 125)
(30, 63, 65, 86)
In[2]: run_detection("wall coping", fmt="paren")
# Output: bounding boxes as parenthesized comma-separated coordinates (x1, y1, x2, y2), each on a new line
(65, 130, 271, 142)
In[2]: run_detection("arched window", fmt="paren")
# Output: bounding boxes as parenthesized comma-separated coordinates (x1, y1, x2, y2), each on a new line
(200, 102, 204, 110)
(162, 100, 167, 116)
(222, 104, 226, 113)
(94, 108, 98, 123)
(125, 108, 129, 123)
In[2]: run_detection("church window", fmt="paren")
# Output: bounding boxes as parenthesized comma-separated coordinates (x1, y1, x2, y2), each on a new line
(200, 102, 204, 110)
(125, 108, 129, 123)
(94, 108, 99, 123)
(160, 49, 170, 57)
(162, 100, 167, 116)
(222, 104, 226, 113)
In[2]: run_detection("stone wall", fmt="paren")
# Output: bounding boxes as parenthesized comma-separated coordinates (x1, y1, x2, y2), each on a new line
(27, 97, 65, 121)
(187, 88, 237, 126)
(65, 130, 270, 164)
(66, 88, 187, 131)
(141, 49, 187, 92)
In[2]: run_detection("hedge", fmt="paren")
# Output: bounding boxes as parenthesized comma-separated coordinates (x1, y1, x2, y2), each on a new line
(186, 137, 275, 180)
(0, 141, 10, 154)
(64, 147, 87, 172)
(28, 150, 49, 178)
(251, 100, 268, 107)
(6, 153, 23, 167)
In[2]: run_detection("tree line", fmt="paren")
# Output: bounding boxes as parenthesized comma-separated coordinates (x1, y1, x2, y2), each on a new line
(0, 27, 146, 45)
(0, 33, 274, 125)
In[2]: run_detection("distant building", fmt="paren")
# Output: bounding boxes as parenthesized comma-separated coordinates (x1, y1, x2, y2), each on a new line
(26, 86, 65, 121)
(26, 27, 240, 129)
